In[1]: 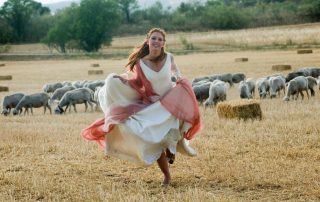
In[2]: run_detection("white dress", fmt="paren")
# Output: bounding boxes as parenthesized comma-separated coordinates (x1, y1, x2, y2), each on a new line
(98, 54, 196, 166)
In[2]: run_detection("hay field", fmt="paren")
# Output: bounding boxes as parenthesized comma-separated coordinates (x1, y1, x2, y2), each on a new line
(1, 49, 320, 201)
(5, 23, 320, 55)
(111, 23, 320, 51)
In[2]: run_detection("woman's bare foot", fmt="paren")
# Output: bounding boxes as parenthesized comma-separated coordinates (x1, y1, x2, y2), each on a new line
(166, 148, 175, 164)
(161, 174, 171, 187)
(157, 152, 171, 187)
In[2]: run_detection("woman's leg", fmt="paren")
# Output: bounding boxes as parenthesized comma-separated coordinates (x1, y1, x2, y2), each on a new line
(166, 148, 175, 164)
(157, 152, 171, 186)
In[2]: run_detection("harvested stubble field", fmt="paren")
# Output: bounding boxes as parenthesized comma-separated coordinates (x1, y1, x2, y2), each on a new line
(1, 49, 320, 201)
(4, 23, 320, 56)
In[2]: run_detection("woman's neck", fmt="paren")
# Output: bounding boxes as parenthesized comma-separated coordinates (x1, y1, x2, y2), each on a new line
(148, 51, 161, 61)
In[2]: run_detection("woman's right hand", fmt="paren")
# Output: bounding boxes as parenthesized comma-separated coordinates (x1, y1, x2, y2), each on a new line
(113, 75, 127, 84)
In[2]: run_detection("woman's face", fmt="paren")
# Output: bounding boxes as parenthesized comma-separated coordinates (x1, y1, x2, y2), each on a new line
(147, 31, 165, 52)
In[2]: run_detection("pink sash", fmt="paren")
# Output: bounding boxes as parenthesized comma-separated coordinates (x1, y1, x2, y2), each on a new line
(160, 79, 201, 140)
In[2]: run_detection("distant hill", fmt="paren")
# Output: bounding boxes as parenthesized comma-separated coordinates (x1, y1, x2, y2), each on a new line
(44, 0, 186, 14)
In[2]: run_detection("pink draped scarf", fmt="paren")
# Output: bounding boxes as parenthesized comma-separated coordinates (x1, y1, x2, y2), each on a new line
(81, 62, 201, 149)
(160, 78, 201, 140)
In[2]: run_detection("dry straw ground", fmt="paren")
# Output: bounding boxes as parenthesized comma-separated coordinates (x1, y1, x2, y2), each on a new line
(1, 43, 320, 200)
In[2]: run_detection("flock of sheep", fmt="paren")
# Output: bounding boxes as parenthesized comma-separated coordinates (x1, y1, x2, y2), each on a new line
(192, 67, 320, 107)
(1, 67, 320, 116)
(1, 80, 105, 116)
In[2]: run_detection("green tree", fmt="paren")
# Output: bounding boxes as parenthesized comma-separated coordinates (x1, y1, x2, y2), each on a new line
(118, 0, 138, 23)
(76, 0, 121, 52)
(42, 5, 78, 53)
(172, 1, 204, 31)
(202, 3, 249, 29)
(0, 0, 50, 42)
(26, 14, 55, 43)
(0, 17, 13, 43)
(141, 1, 172, 28)
(299, 0, 320, 22)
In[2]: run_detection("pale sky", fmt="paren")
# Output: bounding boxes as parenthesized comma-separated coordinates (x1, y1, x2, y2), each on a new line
(0, 0, 64, 6)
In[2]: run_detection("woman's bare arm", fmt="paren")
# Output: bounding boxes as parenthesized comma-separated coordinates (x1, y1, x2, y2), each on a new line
(170, 54, 181, 79)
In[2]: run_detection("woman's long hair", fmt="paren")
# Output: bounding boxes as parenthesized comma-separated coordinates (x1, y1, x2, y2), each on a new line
(126, 28, 166, 71)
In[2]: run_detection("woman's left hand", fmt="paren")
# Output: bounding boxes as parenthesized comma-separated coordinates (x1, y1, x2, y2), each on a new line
(150, 95, 161, 103)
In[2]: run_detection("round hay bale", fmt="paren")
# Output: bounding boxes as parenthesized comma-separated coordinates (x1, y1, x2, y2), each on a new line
(0, 86, 9, 92)
(272, 65, 291, 71)
(91, 63, 100, 67)
(0, 75, 12, 80)
(0, 63, 5, 67)
(88, 70, 103, 75)
(297, 49, 313, 54)
(235, 58, 248, 62)
(217, 99, 262, 120)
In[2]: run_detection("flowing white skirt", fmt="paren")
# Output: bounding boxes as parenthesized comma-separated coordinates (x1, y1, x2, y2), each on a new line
(98, 73, 196, 166)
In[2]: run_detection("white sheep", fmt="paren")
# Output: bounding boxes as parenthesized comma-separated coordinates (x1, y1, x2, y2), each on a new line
(83, 80, 105, 91)
(72, 80, 88, 89)
(42, 82, 63, 94)
(269, 76, 286, 98)
(192, 79, 211, 87)
(203, 80, 227, 107)
(50, 86, 76, 104)
(55, 88, 96, 114)
(61, 81, 73, 87)
(1, 93, 25, 116)
(246, 78, 255, 97)
(192, 81, 211, 103)
(239, 78, 255, 99)
(283, 76, 309, 101)
(191, 76, 210, 85)
(12, 93, 51, 115)
(306, 76, 317, 96)
(209, 73, 233, 87)
(256, 77, 269, 99)
(231, 73, 246, 83)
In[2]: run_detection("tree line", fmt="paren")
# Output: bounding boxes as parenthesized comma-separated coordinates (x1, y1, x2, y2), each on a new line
(0, 0, 319, 52)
